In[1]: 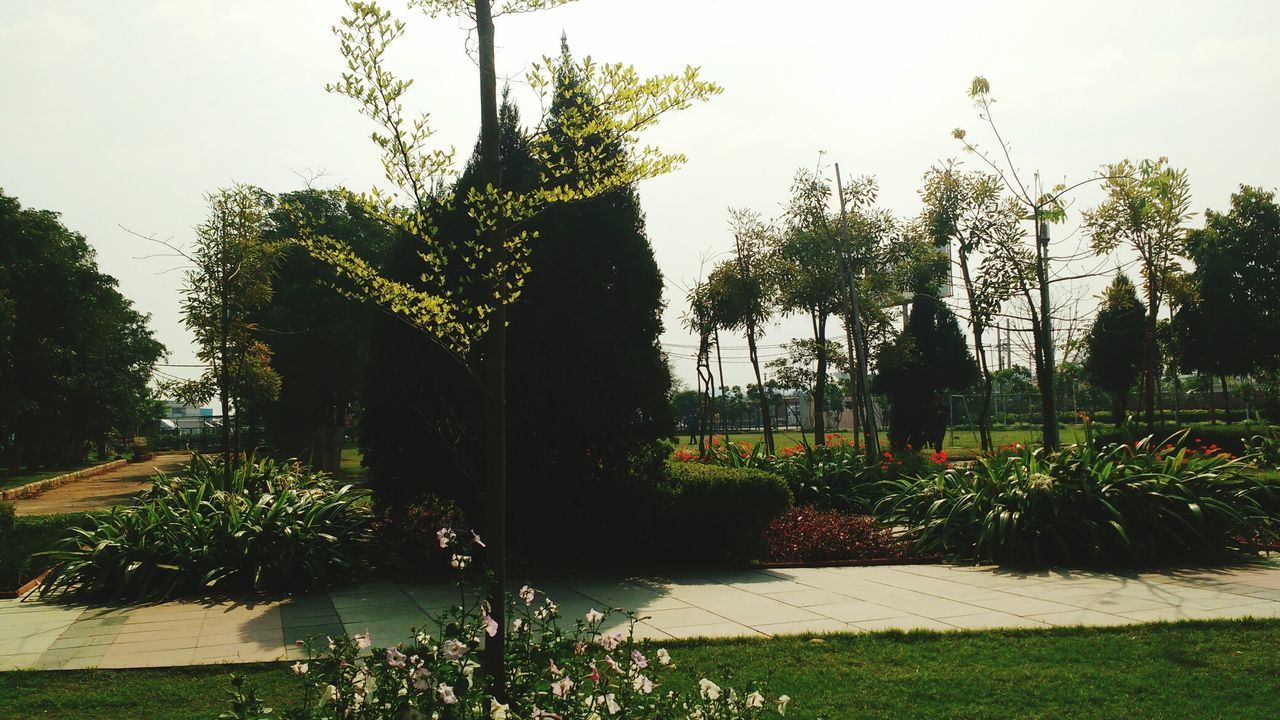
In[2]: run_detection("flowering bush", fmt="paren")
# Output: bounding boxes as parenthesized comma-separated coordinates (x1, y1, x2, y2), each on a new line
(224, 532, 791, 720)
(877, 421, 1280, 566)
(675, 435, 930, 513)
(764, 507, 911, 563)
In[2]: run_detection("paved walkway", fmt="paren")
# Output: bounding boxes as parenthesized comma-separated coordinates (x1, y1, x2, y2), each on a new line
(4, 559, 1280, 671)
(8, 453, 191, 516)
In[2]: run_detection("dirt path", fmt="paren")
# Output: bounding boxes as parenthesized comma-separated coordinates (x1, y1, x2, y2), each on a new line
(10, 452, 192, 516)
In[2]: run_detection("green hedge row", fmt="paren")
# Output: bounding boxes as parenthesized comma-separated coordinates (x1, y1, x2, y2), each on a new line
(657, 462, 793, 563)
(0, 509, 105, 591)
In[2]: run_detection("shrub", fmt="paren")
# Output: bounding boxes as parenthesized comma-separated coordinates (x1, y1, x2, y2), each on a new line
(879, 423, 1280, 567)
(679, 435, 939, 513)
(39, 454, 372, 600)
(0, 500, 14, 537)
(0, 512, 104, 591)
(228, 532, 790, 720)
(1245, 425, 1280, 470)
(369, 495, 468, 576)
(659, 461, 792, 562)
(765, 507, 911, 563)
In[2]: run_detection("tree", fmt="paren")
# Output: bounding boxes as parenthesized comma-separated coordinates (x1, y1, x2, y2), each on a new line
(297, 0, 718, 693)
(257, 190, 395, 471)
(872, 283, 978, 451)
(709, 209, 777, 453)
(773, 169, 870, 447)
(1084, 158, 1193, 431)
(169, 185, 281, 483)
(921, 163, 1023, 450)
(0, 189, 165, 470)
(1083, 274, 1145, 425)
(952, 76, 1113, 450)
(767, 338, 847, 438)
(1176, 185, 1280, 416)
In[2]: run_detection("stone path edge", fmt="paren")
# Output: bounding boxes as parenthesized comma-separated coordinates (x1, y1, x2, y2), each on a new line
(1, 459, 129, 501)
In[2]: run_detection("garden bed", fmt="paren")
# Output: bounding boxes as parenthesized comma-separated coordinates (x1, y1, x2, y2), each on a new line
(0, 512, 102, 597)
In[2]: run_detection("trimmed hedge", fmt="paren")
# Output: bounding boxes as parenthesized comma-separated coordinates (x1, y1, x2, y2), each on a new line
(658, 462, 792, 563)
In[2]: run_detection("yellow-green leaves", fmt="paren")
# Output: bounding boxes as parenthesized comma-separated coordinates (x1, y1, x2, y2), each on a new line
(301, 0, 717, 363)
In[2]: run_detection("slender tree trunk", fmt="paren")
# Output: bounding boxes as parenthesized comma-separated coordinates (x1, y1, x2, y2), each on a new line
(1221, 374, 1232, 421)
(1205, 374, 1216, 423)
(1141, 278, 1159, 433)
(714, 329, 728, 443)
(958, 252, 992, 452)
(746, 323, 773, 455)
(473, 0, 507, 699)
(812, 310, 827, 447)
(1034, 213, 1059, 450)
(1172, 369, 1182, 425)
(843, 319, 860, 449)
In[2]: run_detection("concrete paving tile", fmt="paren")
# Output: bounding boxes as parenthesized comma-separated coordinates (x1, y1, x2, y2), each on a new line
(804, 600, 907, 623)
(197, 628, 282, 649)
(111, 624, 203, 644)
(753, 618, 851, 637)
(0, 653, 44, 670)
(193, 642, 285, 662)
(661, 622, 764, 640)
(1026, 609, 1138, 627)
(965, 596, 1081, 616)
(634, 606, 727, 629)
(1062, 596, 1178, 614)
(761, 589, 858, 607)
(699, 598, 827, 626)
(927, 612, 1049, 630)
(99, 647, 196, 669)
(878, 597, 987, 618)
(282, 622, 347, 645)
(124, 605, 209, 625)
(852, 616, 958, 632)
(107, 634, 203, 653)
(60, 656, 103, 670)
(48, 632, 120, 650)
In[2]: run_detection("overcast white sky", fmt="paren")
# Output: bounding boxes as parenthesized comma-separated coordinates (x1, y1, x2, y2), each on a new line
(3, 0, 1278, 393)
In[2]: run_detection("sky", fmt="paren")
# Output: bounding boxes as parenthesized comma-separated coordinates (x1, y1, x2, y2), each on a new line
(3, 0, 1278, 395)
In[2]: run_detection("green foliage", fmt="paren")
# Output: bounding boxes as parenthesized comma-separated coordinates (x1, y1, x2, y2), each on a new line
(0, 189, 167, 470)
(878, 423, 1280, 566)
(256, 190, 395, 470)
(39, 455, 372, 600)
(0, 512, 104, 591)
(1083, 274, 1145, 422)
(1176, 185, 1280, 383)
(660, 461, 793, 562)
(872, 291, 978, 450)
(0, 500, 13, 538)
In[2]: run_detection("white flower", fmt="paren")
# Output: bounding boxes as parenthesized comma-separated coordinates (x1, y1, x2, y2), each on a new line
(632, 674, 654, 695)
(323, 684, 338, 704)
(451, 553, 471, 569)
(490, 698, 509, 719)
(411, 667, 432, 691)
(698, 678, 721, 701)
(604, 694, 621, 715)
(585, 608, 605, 624)
(656, 648, 672, 666)
(471, 530, 486, 548)
(746, 690, 765, 708)
(290, 661, 308, 675)
(354, 632, 372, 650)
(512, 618, 524, 632)
(436, 527, 455, 549)
(777, 695, 791, 715)
(482, 613, 499, 638)
(441, 639, 468, 660)
(519, 585, 536, 605)
(436, 683, 458, 704)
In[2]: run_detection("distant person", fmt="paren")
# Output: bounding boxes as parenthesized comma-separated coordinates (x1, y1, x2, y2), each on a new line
(685, 412, 699, 445)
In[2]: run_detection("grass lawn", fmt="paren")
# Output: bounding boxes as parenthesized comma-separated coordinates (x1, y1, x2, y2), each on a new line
(2, 620, 1277, 719)
(680, 426, 1071, 457)
(337, 444, 368, 487)
(0, 457, 115, 492)
(0, 512, 101, 591)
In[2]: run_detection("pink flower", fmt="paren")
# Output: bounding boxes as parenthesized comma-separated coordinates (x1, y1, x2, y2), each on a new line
(411, 667, 431, 691)
(471, 530, 486, 548)
(630, 649, 648, 669)
(550, 677, 574, 698)
(599, 632, 623, 652)
(632, 674, 654, 694)
(385, 647, 406, 667)
(549, 658, 563, 676)
(441, 639, 468, 660)
(603, 654, 621, 674)
(590, 662, 601, 684)
(584, 608, 605, 624)
(436, 683, 457, 704)
(436, 528, 455, 549)
(519, 585, 536, 605)
(354, 632, 372, 650)
(482, 613, 499, 638)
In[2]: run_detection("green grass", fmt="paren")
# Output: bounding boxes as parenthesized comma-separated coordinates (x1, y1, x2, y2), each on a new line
(2, 620, 1278, 719)
(681, 427, 1070, 457)
(0, 457, 116, 492)
(0, 512, 102, 591)
(338, 444, 368, 487)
